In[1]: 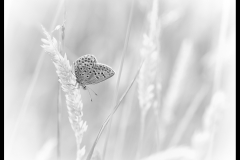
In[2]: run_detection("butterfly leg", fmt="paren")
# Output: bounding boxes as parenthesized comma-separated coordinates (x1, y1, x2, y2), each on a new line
(70, 70, 75, 77)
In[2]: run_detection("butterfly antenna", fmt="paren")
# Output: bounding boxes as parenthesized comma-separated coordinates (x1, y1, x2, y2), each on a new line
(86, 88, 93, 102)
(87, 86, 98, 96)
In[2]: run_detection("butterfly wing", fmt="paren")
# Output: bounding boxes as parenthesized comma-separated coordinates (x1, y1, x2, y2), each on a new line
(82, 63, 115, 85)
(74, 55, 98, 84)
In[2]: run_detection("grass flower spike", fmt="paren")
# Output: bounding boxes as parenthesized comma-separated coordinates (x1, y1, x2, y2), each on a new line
(137, 0, 161, 157)
(41, 25, 87, 160)
(138, 0, 160, 121)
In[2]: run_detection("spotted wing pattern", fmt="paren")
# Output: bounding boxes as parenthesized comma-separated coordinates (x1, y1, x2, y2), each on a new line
(73, 54, 115, 87)
(73, 54, 97, 84)
(82, 63, 115, 85)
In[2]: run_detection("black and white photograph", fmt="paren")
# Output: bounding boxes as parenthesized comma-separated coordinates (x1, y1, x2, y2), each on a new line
(4, 0, 236, 160)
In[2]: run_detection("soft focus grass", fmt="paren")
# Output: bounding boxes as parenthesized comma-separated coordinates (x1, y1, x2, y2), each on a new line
(4, 0, 235, 160)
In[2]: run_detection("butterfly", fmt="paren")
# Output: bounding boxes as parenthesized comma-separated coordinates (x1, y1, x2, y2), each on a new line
(73, 54, 115, 91)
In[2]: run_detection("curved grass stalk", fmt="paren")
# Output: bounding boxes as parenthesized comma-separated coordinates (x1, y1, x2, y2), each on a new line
(86, 49, 157, 160)
(56, 2, 66, 159)
(41, 26, 87, 160)
(168, 85, 209, 147)
(102, 0, 135, 159)
(113, 89, 136, 160)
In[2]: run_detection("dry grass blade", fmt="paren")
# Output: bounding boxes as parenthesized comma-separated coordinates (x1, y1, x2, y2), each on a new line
(57, 5, 66, 159)
(168, 85, 209, 147)
(86, 57, 147, 160)
(102, 0, 135, 158)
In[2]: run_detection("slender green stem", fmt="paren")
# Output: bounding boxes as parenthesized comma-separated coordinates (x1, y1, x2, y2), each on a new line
(135, 112, 146, 160)
(168, 86, 209, 147)
(102, 0, 135, 159)
(154, 108, 161, 151)
(86, 48, 156, 160)
(113, 90, 135, 159)
(57, 1, 66, 159)
(205, 1, 231, 159)
(57, 83, 62, 160)
(86, 59, 145, 160)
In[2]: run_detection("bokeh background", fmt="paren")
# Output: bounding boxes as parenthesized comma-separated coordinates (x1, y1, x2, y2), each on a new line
(4, 0, 235, 160)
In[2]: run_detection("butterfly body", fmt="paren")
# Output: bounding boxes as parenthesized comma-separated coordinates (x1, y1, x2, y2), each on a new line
(73, 54, 115, 89)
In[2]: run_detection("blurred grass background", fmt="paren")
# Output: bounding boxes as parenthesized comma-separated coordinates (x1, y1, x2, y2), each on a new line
(4, 0, 235, 160)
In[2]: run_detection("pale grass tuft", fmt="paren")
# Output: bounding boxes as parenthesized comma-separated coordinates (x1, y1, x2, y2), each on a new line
(138, 0, 160, 120)
(161, 40, 194, 125)
(41, 25, 87, 160)
(191, 91, 226, 160)
(137, 0, 161, 157)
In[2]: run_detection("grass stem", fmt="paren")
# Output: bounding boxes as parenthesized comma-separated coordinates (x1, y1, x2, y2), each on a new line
(135, 112, 146, 160)
(57, 2, 66, 159)
(86, 58, 145, 160)
(168, 85, 209, 147)
(102, 0, 135, 159)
